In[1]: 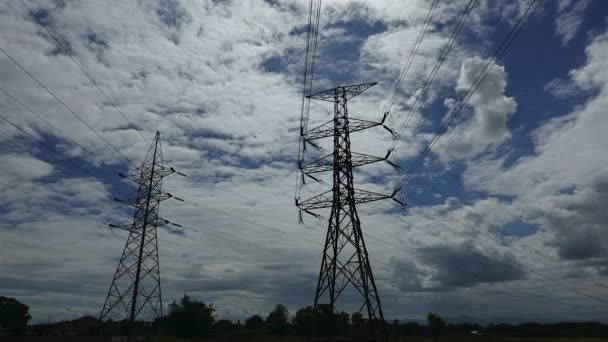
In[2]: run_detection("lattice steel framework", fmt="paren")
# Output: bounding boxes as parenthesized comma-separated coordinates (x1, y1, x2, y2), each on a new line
(100, 131, 179, 335)
(296, 83, 405, 341)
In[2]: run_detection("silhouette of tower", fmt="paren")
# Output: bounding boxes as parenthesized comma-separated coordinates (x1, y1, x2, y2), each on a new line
(297, 83, 404, 341)
(100, 131, 180, 339)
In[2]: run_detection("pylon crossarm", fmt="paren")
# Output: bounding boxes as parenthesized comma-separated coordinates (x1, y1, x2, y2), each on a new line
(307, 82, 377, 101)
(351, 188, 392, 205)
(296, 190, 333, 210)
(301, 152, 385, 174)
(298, 188, 393, 210)
(304, 118, 381, 141)
(109, 223, 134, 232)
(113, 195, 170, 207)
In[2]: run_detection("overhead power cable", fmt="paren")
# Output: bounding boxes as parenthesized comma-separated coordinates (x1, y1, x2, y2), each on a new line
(0, 46, 136, 167)
(295, 0, 323, 203)
(405, 198, 608, 307)
(168, 191, 608, 309)
(388, 0, 479, 153)
(18, 0, 149, 144)
(0, 114, 126, 197)
(3, 179, 607, 315)
(364, 229, 607, 315)
(383, 0, 440, 129)
(399, 0, 544, 186)
(407, 174, 608, 291)
(0, 85, 94, 155)
(159, 228, 607, 315)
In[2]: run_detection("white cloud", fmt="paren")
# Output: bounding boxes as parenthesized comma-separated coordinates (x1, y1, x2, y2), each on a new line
(555, 0, 593, 46)
(434, 57, 517, 161)
(464, 29, 608, 269)
(2, 0, 606, 324)
(0, 153, 54, 182)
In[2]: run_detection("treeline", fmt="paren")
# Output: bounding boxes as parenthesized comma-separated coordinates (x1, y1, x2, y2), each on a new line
(489, 322, 608, 338)
(97, 295, 608, 339)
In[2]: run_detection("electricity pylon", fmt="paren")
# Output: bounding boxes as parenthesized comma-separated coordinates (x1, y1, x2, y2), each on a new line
(296, 82, 405, 341)
(100, 131, 182, 340)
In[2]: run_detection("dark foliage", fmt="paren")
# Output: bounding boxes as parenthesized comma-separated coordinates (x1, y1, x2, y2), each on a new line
(16, 297, 608, 340)
(266, 304, 289, 335)
(244, 314, 264, 329)
(0, 296, 31, 335)
(427, 313, 446, 342)
(160, 294, 215, 337)
(292, 306, 316, 337)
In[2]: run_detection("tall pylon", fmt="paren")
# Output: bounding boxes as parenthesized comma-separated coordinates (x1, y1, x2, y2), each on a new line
(296, 83, 405, 341)
(100, 131, 180, 339)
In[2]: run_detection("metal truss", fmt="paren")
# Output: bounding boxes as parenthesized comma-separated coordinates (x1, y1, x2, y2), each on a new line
(297, 83, 406, 341)
(100, 131, 177, 339)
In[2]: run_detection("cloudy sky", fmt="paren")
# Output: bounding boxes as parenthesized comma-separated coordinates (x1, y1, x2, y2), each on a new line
(1, 0, 608, 324)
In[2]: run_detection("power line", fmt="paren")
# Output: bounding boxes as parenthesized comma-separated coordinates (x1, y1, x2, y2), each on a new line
(383, 0, 440, 128)
(0, 84, 140, 197)
(0, 46, 136, 167)
(388, 0, 479, 153)
(364, 231, 608, 315)
(165, 191, 608, 312)
(4, 178, 607, 315)
(407, 174, 608, 291)
(0, 85, 94, 155)
(18, 0, 149, 144)
(405, 201, 608, 307)
(157, 226, 608, 315)
(295, 0, 323, 203)
(0, 113, 126, 197)
(163, 205, 608, 315)
(399, 0, 544, 186)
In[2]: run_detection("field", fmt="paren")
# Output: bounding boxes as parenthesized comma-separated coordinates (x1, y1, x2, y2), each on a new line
(3, 337, 606, 342)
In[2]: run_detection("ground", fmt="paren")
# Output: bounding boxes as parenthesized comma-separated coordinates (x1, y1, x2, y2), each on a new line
(2, 337, 606, 342)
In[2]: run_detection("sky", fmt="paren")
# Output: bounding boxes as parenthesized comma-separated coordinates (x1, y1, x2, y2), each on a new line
(1, 0, 608, 324)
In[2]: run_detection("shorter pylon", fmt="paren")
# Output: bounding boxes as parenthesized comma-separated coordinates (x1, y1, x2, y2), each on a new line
(100, 132, 178, 340)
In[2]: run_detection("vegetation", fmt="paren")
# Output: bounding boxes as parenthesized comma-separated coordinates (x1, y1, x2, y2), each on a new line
(160, 294, 215, 338)
(245, 314, 264, 330)
(427, 312, 446, 342)
(0, 296, 32, 335)
(5, 295, 608, 341)
(265, 304, 289, 335)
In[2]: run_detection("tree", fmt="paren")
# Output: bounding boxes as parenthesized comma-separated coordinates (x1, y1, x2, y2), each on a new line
(427, 313, 446, 342)
(0, 297, 31, 335)
(214, 319, 234, 335)
(334, 311, 350, 336)
(245, 314, 264, 329)
(266, 304, 289, 335)
(162, 294, 215, 337)
(293, 306, 316, 337)
(351, 312, 363, 327)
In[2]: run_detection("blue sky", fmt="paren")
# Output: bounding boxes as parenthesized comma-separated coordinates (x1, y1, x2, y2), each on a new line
(1, 0, 608, 324)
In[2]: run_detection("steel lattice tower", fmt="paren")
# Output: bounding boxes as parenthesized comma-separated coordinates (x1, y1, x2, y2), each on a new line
(297, 83, 404, 341)
(100, 131, 179, 338)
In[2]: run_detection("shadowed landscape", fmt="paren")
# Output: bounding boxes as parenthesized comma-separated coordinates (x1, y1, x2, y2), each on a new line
(2, 0, 608, 341)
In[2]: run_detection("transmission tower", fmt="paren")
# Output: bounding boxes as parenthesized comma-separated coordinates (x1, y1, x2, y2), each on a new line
(100, 131, 182, 339)
(296, 82, 405, 341)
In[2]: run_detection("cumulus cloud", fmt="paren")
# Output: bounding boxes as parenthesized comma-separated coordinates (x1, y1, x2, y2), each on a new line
(434, 57, 517, 161)
(539, 172, 608, 261)
(1, 0, 606, 324)
(392, 242, 526, 292)
(463, 29, 608, 277)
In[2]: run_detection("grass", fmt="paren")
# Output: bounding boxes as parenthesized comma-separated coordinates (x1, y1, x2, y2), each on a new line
(7, 336, 605, 342)
(151, 337, 607, 342)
